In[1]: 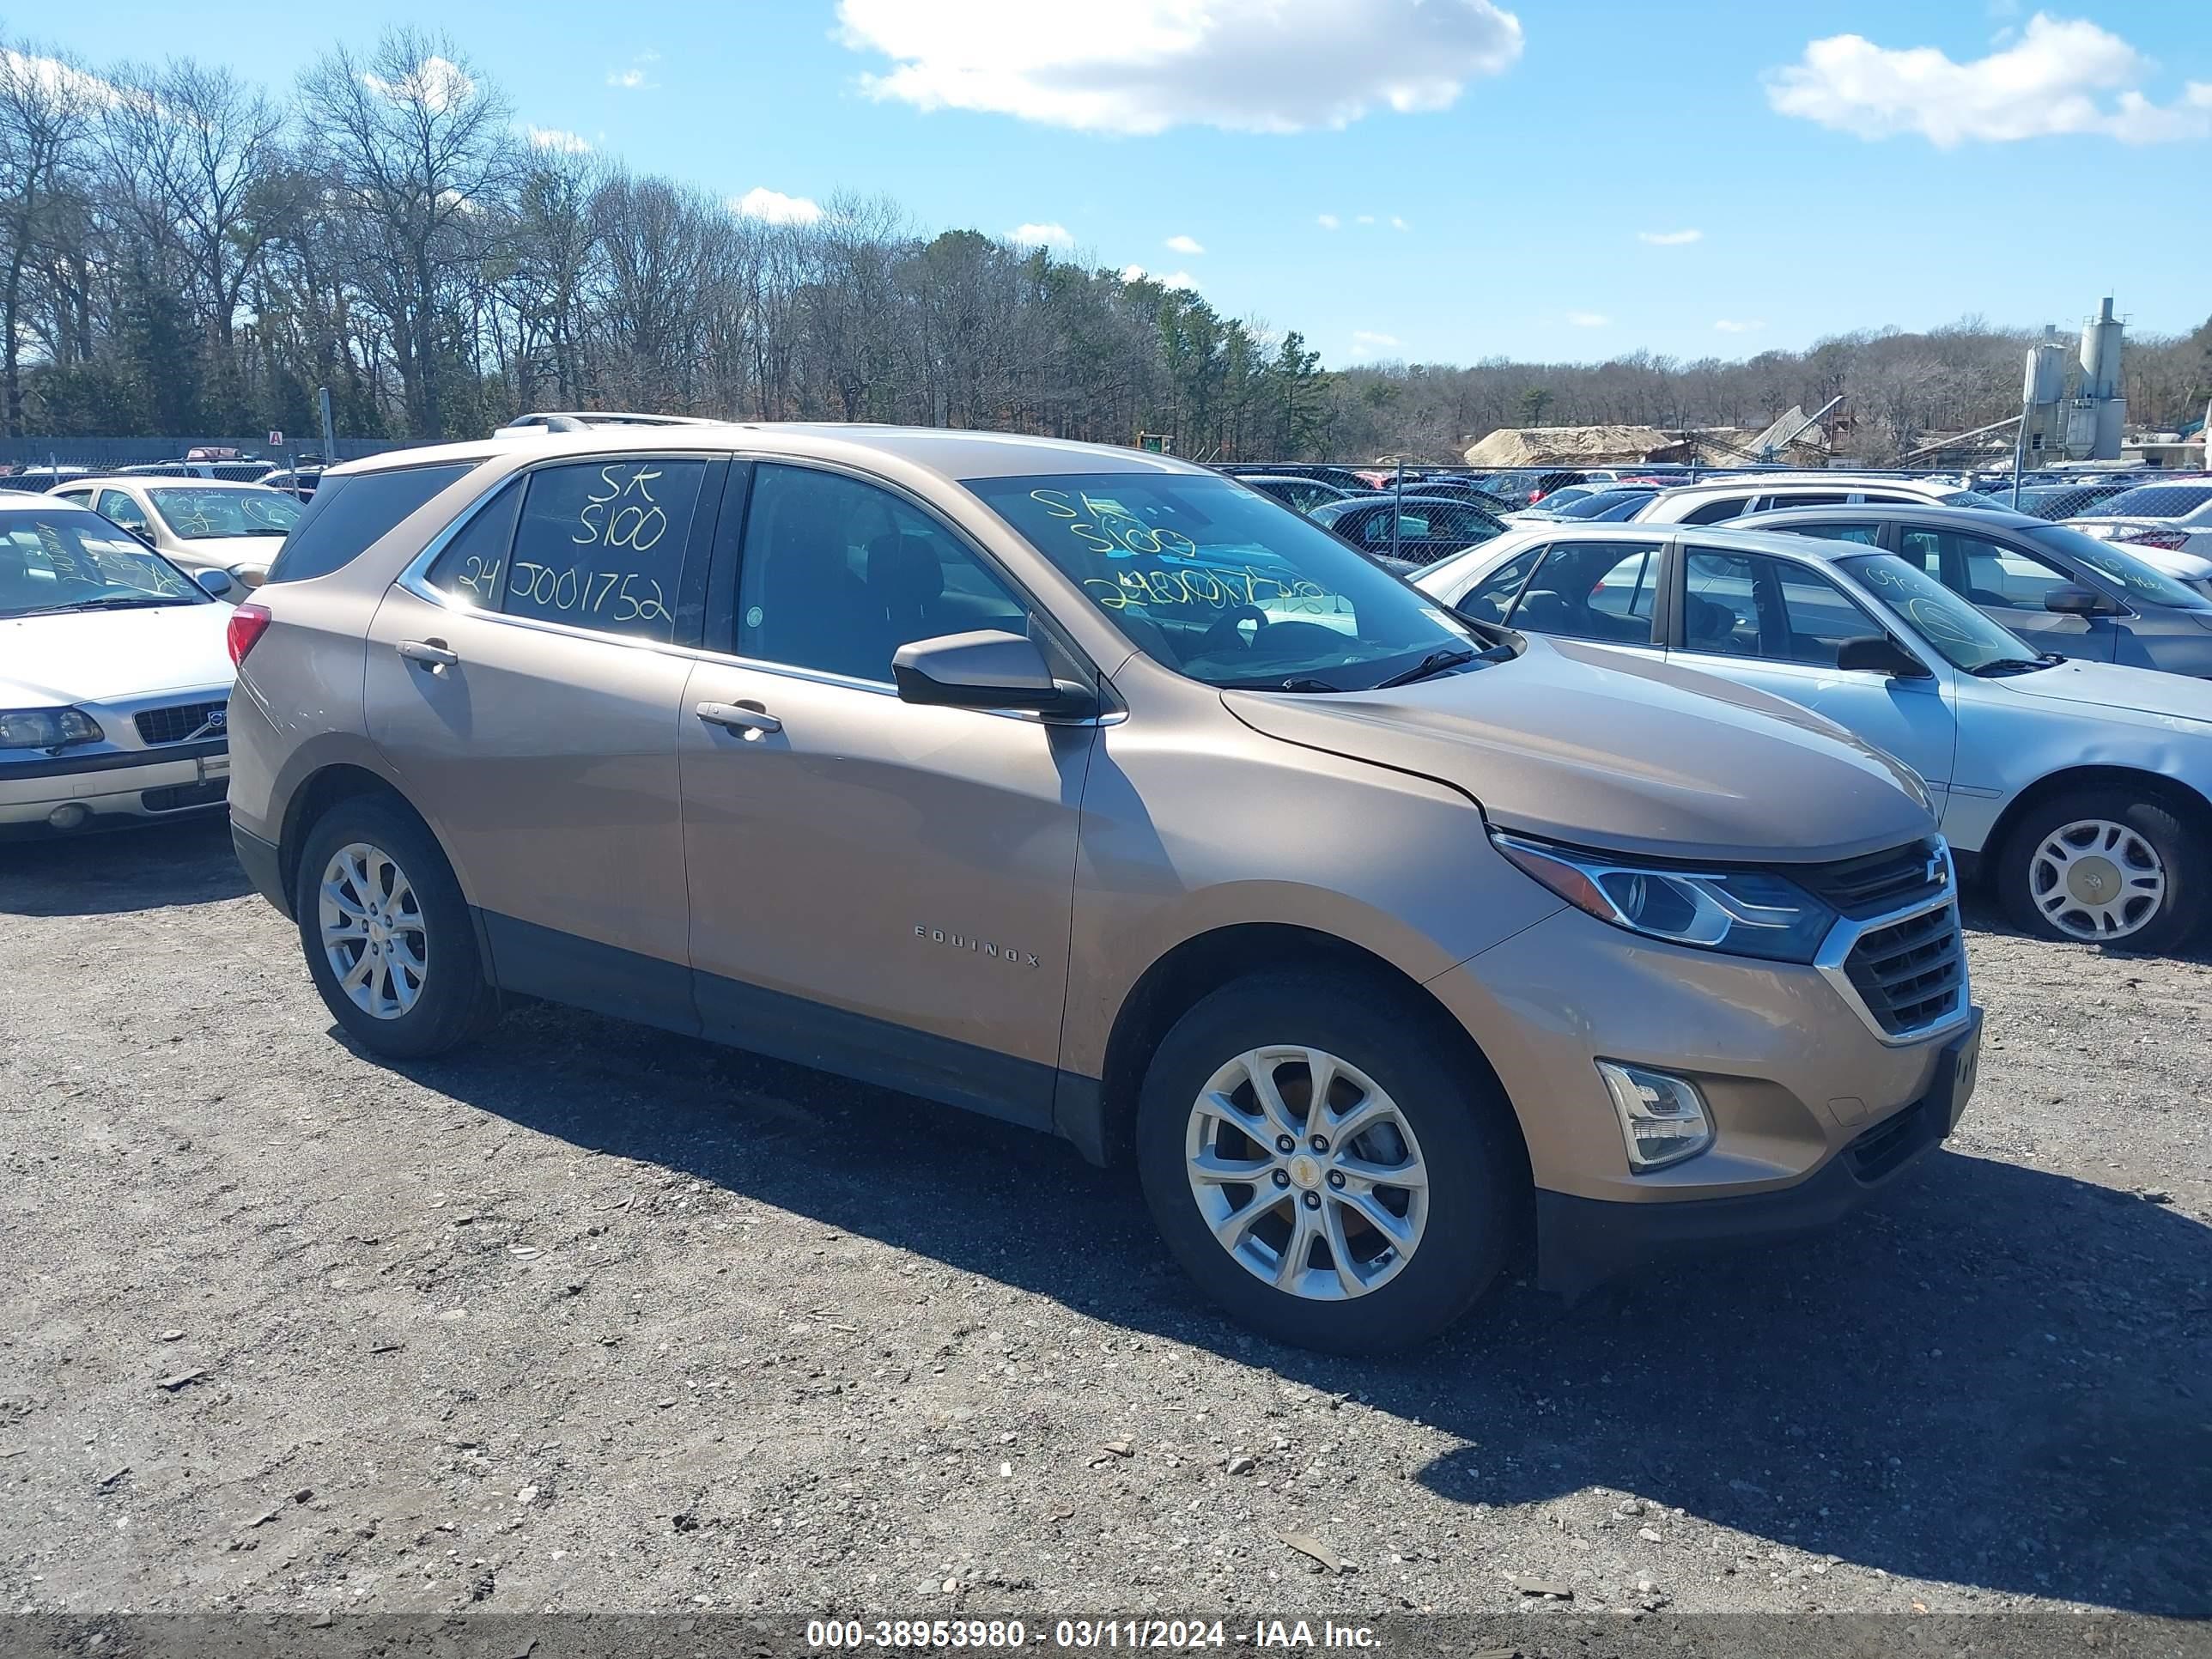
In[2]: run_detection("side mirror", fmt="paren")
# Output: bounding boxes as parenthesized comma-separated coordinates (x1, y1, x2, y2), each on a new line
(194, 568, 235, 598)
(128, 526, 155, 546)
(1836, 635, 1931, 678)
(891, 629, 1095, 719)
(2043, 583, 2112, 617)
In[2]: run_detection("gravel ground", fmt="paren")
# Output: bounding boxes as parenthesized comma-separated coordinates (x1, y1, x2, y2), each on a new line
(1, 817, 2208, 1626)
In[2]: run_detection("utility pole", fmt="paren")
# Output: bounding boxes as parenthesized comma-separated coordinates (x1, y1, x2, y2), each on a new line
(318, 386, 337, 463)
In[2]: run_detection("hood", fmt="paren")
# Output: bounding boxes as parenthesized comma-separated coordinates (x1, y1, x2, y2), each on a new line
(1221, 636, 1936, 864)
(1976, 657, 2212, 729)
(180, 534, 285, 571)
(0, 604, 235, 705)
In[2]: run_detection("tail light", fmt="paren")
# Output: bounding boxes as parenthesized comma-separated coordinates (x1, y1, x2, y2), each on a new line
(227, 601, 272, 665)
(2116, 528, 2189, 550)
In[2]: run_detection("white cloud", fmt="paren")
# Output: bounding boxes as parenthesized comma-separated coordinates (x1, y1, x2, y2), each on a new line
(363, 54, 474, 113)
(1121, 264, 1199, 291)
(1008, 221, 1074, 249)
(1164, 233, 1205, 255)
(1767, 14, 2212, 146)
(607, 51, 660, 91)
(526, 125, 591, 155)
(1316, 213, 1340, 230)
(1389, 216, 1409, 230)
(1565, 312, 1609, 328)
(0, 49, 128, 110)
(1638, 228, 1702, 246)
(1713, 319, 1765, 333)
(836, 0, 1524, 135)
(1350, 329, 1401, 360)
(731, 186, 823, 225)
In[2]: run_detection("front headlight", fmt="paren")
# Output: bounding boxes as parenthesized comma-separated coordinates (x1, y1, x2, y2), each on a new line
(1492, 830, 1838, 963)
(0, 707, 104, 750)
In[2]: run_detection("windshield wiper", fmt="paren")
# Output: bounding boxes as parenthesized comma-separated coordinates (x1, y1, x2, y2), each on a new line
(1971, 653, 2060, 678)
(1374, 647, 1480, 688)
(11, 595, 192, 616)
(1217, 675, 1345, 694)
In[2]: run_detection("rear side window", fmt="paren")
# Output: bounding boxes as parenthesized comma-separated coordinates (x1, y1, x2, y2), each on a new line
(501, 459, 709, 641)
(1682, 497, 1747, 525)
(264, 462, 475, 584)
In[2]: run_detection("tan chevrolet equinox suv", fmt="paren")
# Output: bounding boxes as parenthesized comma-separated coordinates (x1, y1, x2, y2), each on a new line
(228, 427, 1982, 1352)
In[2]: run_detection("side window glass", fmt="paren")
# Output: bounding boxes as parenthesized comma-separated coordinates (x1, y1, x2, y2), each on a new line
(1683, 497, 1744, 526)
(423, 482, 525, 608)
(1682, 550, 1761, 654)
(738, 464, 1027, 684)
(1900, 528, 1945, 580)
(1515, 541, 1661, 644)
(100, 490, 149, 534)
(1960, 534, 2073, 611)
(1771, 557, 1887, 666)
(1794, 520, 1881, 546)
(500, 459, 708, 641)
(1457, 547, 1544, 622)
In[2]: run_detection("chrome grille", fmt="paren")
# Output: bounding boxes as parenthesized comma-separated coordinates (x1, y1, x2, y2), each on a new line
(1796, 836, 1948, 920)
(1843, 902, 1966, 1036)
(134, 700, 226, 745)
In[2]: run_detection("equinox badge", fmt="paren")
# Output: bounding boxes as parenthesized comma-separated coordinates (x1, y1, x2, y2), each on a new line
(915, 925, 1039, 968)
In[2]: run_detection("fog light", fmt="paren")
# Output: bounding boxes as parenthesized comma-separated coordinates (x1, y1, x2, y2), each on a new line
(46, 802, 90, 830)
(1595, 1060, 1714, 1172)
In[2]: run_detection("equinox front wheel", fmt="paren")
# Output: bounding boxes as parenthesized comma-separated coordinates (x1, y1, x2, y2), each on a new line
(1137, 973, 1520, 1353)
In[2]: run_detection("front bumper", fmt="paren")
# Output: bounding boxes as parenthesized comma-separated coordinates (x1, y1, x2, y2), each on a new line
(0, 738, 229, 833)
(1534, 1010, 1980, 1297)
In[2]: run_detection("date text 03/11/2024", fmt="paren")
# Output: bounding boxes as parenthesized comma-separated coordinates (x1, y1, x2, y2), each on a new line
(804, 1619, 1382, 1650)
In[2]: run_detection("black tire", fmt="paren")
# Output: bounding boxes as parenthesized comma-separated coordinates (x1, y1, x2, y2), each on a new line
(1134, 973, 1521, 1354)
(1997, 788, 2206, 953)
(294, 796, 497, 1059)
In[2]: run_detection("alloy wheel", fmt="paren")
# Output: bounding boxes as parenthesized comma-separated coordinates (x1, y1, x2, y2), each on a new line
(2028, 817, 2166, 942)
(318, 842, 428, 1019)
(1184, 1046, 1429, 1301)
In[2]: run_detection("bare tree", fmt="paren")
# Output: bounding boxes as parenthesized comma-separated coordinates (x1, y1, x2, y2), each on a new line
(296, 29, 516, 438)
(0, 36, 103, 434)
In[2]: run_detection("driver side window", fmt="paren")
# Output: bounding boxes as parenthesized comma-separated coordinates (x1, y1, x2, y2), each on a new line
(99, 489, 150, 537)
(738, 464, 1029, 684)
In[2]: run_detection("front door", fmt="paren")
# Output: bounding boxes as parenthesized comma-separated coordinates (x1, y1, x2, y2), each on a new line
(1670, 547, 1962, 817)
(364, 454, 723, 1028)
(678, 460, 1094, 1127)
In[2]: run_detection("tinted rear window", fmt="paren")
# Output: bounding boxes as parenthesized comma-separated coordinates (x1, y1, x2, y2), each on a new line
(264, 462, 476, 584)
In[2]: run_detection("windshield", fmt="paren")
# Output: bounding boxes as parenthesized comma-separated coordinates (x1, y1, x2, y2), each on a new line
(2077, 483, 2212, 520)
(964, 471, 1485, 691)
(1838, 553, 2042, 674)
(149, 487, 301, 539)
(2023, 524, 2212, 610)
(0, 508, 207, 617)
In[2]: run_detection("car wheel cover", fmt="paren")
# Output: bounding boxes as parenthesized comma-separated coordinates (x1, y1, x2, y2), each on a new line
(1184, 1045, 1429, 1301)
(318, 841, 428, 1019)
(2028, 817, 2166, 941)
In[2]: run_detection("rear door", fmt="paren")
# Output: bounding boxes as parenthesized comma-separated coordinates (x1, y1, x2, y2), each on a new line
(677, 459, 1095, 1126)
(363, 453, 723, 1029)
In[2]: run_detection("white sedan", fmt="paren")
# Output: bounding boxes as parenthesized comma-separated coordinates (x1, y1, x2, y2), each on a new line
(49, 475, 303, 587)
(0, 497, 238, 836)
(1416, 520, 2212, 951)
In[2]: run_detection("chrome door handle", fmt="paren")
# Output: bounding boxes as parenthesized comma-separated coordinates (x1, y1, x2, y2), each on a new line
(695, 700, 781, 737)
(398, 639, 459, 671)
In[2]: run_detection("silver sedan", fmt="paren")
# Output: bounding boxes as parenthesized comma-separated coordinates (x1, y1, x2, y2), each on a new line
(1416, 521, 2212, 951)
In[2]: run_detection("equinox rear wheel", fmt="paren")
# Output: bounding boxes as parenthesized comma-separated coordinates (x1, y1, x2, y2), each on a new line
(295, 799, 496, 1059)
(1137, 973, 1518, 1353)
